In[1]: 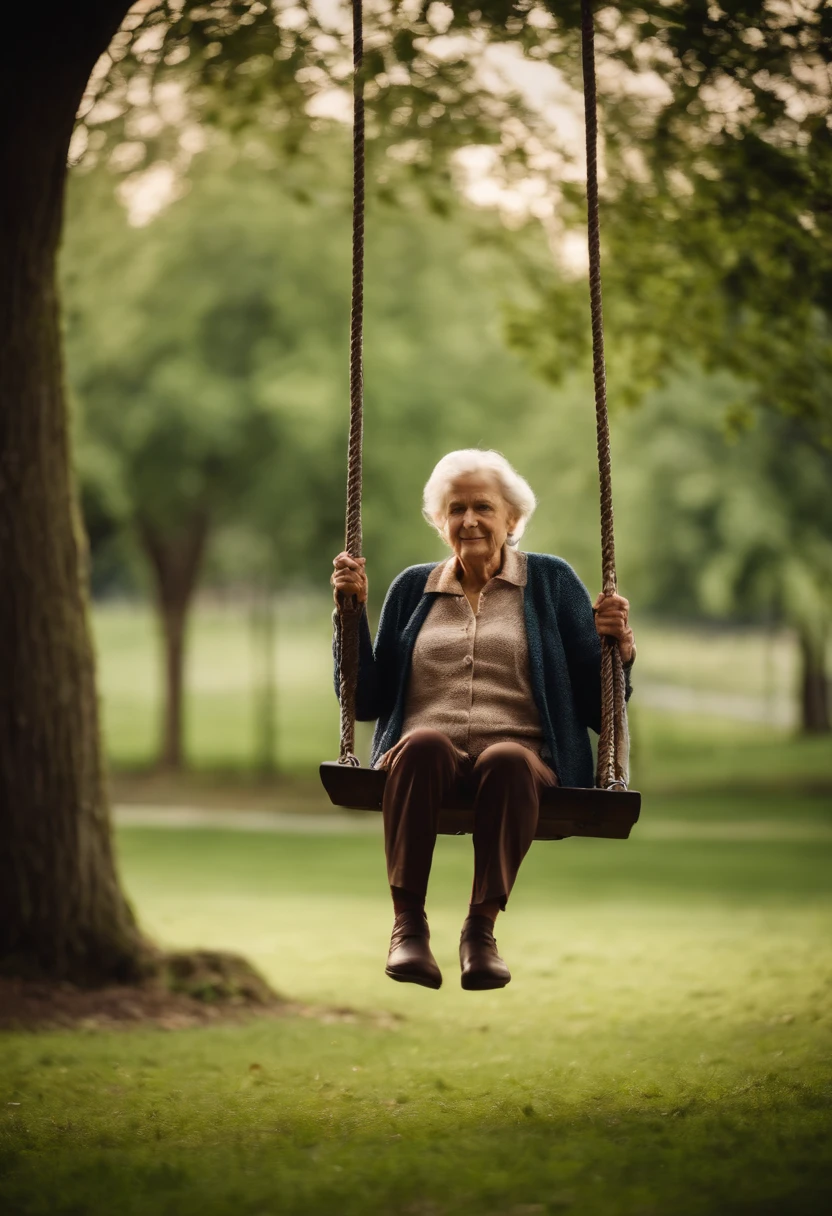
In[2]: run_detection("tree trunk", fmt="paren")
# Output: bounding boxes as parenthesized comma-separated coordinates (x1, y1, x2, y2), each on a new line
(161, 604, 188, 771)
(0, 3, 146, 983)
(798, 627, 831, 735)
(251, 578, 278, 777)
(137, 512, 210, 771)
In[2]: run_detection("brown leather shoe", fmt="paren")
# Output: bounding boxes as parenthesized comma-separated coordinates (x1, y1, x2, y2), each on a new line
(459, 915, 511, 990)
(385, 910, 442, 989)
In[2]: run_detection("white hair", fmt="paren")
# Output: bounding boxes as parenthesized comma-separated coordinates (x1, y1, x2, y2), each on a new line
(422, 449, 537, 548)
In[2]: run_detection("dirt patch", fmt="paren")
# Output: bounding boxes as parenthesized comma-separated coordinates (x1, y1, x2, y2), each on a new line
(0, 952, 404, 1034)
(0, 974, 283, 1031)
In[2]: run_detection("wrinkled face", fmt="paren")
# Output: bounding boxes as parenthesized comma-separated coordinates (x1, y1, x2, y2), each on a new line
(441, 472, 518, 565)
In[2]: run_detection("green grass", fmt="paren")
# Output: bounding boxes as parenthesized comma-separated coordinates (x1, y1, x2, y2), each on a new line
(2, 818, 831, 1216)
(3, 600, 826, 1213)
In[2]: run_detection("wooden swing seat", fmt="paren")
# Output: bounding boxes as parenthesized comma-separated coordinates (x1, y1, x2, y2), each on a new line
(320, 762, 640, 840)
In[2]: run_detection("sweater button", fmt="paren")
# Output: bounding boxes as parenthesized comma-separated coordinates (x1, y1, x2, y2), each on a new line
(463, 655, 473, 667)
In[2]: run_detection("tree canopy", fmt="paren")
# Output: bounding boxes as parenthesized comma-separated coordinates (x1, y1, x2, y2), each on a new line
(76, 2, 830, 437)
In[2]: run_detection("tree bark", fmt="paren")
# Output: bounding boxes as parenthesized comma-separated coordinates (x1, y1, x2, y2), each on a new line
(798, 627, 831, 735)
(0, 3, 146, 982)
(137, 511, 211, 771)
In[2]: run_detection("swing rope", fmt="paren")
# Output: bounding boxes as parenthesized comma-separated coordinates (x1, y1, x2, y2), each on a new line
(580, 0, 629, 790)
(336, 0, 365, 767)
(337, 0, 630, 790)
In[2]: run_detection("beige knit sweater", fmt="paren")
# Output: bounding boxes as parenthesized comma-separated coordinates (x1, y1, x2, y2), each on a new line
(396, 545, 545, 760)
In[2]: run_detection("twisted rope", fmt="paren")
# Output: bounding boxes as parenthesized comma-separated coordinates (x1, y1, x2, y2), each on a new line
(581, 0, 629, 790)
(336, 0, 366, 767)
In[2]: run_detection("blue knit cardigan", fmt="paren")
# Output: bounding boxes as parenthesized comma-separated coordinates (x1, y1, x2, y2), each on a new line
(332, 552, 633, 788)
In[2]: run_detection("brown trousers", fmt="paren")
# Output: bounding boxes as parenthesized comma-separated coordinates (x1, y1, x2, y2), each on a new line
(381, 728, 558, 908)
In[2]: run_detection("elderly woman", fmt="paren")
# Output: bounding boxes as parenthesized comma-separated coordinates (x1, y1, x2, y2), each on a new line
(331, 449, 635, 992)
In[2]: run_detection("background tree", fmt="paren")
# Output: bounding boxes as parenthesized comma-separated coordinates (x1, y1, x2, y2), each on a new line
(500, 2, 832, 722)
(65, 144, 348, 771)
(504, 359, 832, 733)
(618, 383, 832, 733)
(65, 122, 559, 769)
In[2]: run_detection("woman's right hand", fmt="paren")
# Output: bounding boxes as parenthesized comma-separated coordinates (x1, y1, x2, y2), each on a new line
(331, 551, 368, 605)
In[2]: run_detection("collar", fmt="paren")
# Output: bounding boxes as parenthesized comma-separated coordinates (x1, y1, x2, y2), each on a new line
(424, 545, 527, 594)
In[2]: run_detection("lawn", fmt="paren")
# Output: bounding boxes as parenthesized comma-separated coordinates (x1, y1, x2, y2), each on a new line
(2, 601, 830, 1215)
(2, 811, 831, 1215)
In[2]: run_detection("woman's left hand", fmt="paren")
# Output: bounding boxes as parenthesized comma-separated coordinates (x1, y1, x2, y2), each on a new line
(593, 592, 635, 664)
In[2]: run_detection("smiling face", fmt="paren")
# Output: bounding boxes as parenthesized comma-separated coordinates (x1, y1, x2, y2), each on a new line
(441, 472, 518, 566)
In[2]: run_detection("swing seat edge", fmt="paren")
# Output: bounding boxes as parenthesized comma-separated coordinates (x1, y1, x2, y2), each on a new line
(319, 761, 640, 841)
